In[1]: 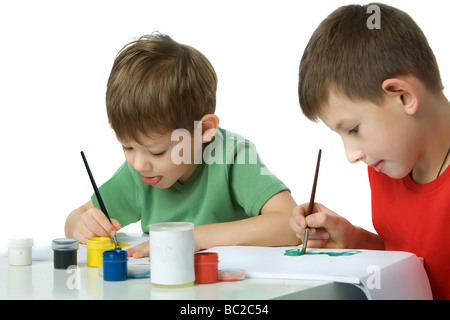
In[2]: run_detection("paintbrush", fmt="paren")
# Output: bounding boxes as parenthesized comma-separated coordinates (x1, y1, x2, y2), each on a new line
(80, 151, 120, 249)
(301, 149, 322, 255)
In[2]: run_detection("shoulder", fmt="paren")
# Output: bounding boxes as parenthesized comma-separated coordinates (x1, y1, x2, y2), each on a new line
(202, 127, 259, 166)
(220, 127, 259, 161)
(216, 127, 256, 148)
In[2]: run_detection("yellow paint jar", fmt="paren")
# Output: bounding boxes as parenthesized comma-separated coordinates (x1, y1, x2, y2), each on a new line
(87, 237, 111, 267)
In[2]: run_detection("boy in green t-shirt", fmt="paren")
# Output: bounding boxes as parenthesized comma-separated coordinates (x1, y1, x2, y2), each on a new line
(65, 33, 300, 257)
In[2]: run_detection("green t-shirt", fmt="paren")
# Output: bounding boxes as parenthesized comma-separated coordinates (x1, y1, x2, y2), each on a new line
(92, 128, 289, 233)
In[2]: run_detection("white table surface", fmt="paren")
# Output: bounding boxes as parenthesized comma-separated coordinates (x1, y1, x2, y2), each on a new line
(0, 232, 367, 300)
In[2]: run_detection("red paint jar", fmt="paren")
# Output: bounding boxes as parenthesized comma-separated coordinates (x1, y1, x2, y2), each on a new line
(194, 252, 219, 284)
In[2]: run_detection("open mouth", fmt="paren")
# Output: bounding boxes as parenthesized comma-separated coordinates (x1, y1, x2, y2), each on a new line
(141, 176, 162, 186)
(370, 160, 385, 173)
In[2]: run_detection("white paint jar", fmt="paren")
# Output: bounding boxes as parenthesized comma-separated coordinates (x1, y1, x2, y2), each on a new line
(8, 235, 34, 266)
(149, 222, 195, 286)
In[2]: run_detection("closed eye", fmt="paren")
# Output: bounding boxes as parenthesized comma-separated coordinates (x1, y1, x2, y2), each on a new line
(348, 126, 359, 135)
(150, 150, 166, 157)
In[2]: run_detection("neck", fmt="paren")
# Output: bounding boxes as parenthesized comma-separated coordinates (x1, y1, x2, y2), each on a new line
(411, 91, 450, 184)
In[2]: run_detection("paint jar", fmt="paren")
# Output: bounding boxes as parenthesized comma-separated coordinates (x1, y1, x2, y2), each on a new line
(52, 238, 79, 269)
(103, 249, 128, 281)
(194, 252, 219, 284)
(149, 222, 195, 287)
(87, 237, 111, 267)
(7, 235, 34, 266)
(218, 269, 246, 281)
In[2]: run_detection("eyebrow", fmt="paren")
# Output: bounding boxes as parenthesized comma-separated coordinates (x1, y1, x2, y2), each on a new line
(335, 119, 350, 132)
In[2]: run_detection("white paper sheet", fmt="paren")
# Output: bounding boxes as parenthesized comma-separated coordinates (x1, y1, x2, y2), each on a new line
(204, 246, 432, 299)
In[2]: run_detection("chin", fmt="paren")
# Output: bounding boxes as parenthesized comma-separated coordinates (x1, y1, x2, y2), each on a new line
(384, 169, 411, 180)
(153, 182, 173, 189)
(145, 178, 172, 189)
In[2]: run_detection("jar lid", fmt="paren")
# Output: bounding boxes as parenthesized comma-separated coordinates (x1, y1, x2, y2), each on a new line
(7, 235, 34, 248)
(149, 222, 194, 232)
(87, 237, 112, 249)
(52, 238, 79, 251)
(102, 249, 128, 261)
(195, 252, 218, 264)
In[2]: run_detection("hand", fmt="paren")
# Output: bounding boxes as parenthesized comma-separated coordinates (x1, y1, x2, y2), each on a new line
(288, 202, 355, 249)
(126, 234, 202, 258)
(127, 241, 149, 258)
(70, 206, 121, 244)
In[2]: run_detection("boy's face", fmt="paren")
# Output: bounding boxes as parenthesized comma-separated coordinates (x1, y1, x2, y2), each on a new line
(319, 91, 422, 179)
(118, 131, 198, 188)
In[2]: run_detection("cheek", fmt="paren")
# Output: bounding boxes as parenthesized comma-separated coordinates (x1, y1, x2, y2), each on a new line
(370, 136, 393, 158)
(155, 155, 185, 175)
(123, 152, 134, 167)
(362, 120, 402, 159)
(382, 125, 418, 160)
(369, 128, 418, 177)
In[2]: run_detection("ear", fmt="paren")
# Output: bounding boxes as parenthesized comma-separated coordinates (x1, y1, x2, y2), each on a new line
(199, 114, 220, 143)
(381, 78, 420, 115)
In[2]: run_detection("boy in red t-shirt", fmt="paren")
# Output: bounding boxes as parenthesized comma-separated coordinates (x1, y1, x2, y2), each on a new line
(289, 3, 450, 299)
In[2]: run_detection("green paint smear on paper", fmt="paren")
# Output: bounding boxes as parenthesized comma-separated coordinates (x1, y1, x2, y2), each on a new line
(284, 249, 362, 257)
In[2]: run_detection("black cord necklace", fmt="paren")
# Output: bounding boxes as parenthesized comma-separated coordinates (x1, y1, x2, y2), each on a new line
(436, 147, 450, 178)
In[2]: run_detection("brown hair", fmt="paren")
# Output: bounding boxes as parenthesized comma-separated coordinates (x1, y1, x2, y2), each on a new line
(106, 33, 217, 141)
(298, 3, 443, 121)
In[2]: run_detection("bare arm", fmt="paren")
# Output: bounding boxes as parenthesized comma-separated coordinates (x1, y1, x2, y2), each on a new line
(194, 190, 300, 250)
(127, 190, 300, 258)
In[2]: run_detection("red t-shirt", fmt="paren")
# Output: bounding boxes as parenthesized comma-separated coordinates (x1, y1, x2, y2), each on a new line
(369, 165, 450, 299)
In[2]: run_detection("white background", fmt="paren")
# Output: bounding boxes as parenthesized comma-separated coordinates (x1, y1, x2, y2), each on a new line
(1, 0, 449, 250)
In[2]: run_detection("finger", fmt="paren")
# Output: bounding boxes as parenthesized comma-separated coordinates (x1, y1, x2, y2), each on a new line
(307, 228, 330, 240)
(306, 211, 340, 230)
(291, 205, 308, 229)
(75, 227, 95, 244)
(90, 210, 117, 237)
(298, 228, 330, 248)
(126, 247, 136, 257)
(293, 223, 310, 239)
(77, 209, 108, 237)
(296, 227, 330, 241)
(131, 251, 146, 259)
(72, 229, 88, 245)
(111, 219, 122, 231)
(304, 238, 329, 248)
(289, 216, 304, 234)
(295, 202, 327, 227)
(127, 241, 150, 258)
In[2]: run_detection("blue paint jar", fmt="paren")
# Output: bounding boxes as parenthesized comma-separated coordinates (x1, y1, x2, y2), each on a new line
(103, 249, 128, 281)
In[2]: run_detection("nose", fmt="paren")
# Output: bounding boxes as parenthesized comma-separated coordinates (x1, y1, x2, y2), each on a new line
(344, 144, 365, 164)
